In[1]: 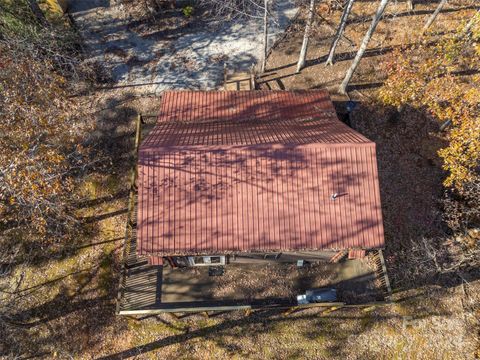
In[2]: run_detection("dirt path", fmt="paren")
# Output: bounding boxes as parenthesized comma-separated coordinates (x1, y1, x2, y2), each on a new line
(70, 0, 298, 94)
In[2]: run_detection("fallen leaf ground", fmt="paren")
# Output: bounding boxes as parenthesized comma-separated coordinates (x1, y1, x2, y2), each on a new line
(2, 0, 479, 358)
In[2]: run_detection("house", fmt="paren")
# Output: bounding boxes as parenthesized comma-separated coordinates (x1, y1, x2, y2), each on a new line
(137, 90, 385, 269)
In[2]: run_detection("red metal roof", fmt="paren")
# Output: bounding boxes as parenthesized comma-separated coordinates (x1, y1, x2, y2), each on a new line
(147, 256, 163, 266)
(142, 91, 370, 147)
(138, 90, 384, 256)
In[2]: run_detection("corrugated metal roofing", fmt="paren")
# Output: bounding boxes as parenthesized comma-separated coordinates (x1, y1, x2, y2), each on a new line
(138, 90, 385, 256)
(147, 256, 163, 266)
(142, 91, 370, 147)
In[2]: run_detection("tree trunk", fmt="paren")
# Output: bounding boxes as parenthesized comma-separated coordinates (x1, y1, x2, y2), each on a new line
(261, 0, 269, 73)
(326, 0, 355, 66)
(423, 0, 448, 32)
(339, 0, 390, 94)
(407, 0, 414, 11)
(296, 0, 316, 72)
(28, 0, 48, 27)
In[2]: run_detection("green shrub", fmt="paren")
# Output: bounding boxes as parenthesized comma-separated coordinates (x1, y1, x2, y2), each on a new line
(182, 5, 194, 17)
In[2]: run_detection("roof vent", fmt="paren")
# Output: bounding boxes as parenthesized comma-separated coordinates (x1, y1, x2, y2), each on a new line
(331, 192, 348, 201)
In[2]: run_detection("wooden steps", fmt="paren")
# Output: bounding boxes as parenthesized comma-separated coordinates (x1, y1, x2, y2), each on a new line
(348, 249, 366, 259)
(372, 249, 392, 300)
(329, 250, 347, 263)
(223, 65, 255, 90)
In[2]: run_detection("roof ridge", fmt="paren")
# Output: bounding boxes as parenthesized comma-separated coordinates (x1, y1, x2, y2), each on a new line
(144, 90, 371, 147)
(139, 142, 375, 152)
(155, 113, 339, 125)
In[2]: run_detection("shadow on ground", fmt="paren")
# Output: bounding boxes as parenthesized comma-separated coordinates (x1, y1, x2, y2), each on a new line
(69, 0, 298, 94)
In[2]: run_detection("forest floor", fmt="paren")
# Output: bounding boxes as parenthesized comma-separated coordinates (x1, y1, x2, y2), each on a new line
(4, 0, 480, 358)
(69, 0, 297, 94)
(259, 0, 478, 95)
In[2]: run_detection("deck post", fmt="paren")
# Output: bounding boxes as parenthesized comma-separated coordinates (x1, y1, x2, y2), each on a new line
(223, 63, 228, 88)
(129, 114, 143, 191)
(134, 114, 143, 151)
(250, 63, 256, 90)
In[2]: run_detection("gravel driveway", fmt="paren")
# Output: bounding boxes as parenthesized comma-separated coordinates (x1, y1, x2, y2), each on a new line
(70, 0, 298, 94)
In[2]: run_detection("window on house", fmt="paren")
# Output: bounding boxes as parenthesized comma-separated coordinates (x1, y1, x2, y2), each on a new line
(187, 256, 226, 266)
(263, 253, 282, 260)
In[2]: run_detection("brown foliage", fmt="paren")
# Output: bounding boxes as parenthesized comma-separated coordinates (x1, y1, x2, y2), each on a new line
(0, 3, 96, 250)
(377, 16, 480, 282)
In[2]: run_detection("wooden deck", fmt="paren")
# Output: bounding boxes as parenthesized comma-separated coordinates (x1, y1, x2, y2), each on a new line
(117, 196, 385, 313)
(115, 114, 391, 315)
(116, 191, 162, 312)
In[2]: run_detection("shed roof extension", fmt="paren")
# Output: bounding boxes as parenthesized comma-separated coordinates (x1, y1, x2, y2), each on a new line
(138, 90, 384, 256)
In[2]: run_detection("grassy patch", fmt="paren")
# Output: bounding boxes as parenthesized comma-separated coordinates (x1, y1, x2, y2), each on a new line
(128, 317, 187, 353)
(98, 252, 115, 296)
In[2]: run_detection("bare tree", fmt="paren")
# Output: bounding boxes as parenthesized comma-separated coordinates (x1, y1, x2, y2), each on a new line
(296, 0, 316, 72)
(262, 0, 269, 72)
(198, 0, 273, 73)
(407, 0, 414, 11)
(326, 0, 355, 66)
(423, 0, 448, 32)
(198, 0, 266, 20)
(339, 0, 390, 94)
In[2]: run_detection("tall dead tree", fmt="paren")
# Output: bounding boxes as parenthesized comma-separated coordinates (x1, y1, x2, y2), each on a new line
(339, 0, 390, 94)
(423, 0, 448, 32)
(262, 0, 269, 73)
(407, 0, 414, 11)
(326, 0, 355, 66)
(296, 0, 316, 72)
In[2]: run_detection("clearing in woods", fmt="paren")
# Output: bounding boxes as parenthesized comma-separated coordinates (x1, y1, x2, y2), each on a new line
(4, 0, 479, 358)
(69, 0, 297, 93)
